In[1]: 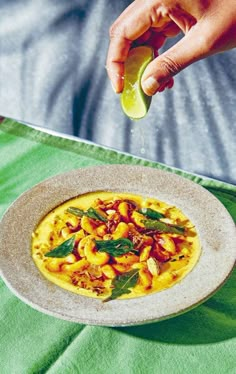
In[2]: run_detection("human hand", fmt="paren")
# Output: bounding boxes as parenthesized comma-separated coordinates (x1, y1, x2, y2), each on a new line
(106, 0, 236, 96)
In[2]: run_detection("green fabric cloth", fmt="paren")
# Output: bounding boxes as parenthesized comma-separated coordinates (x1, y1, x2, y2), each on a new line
(0, 118, 235, 374)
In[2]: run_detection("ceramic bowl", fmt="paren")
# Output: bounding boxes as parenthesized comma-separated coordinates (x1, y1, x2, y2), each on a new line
(0, 165, 235, 326)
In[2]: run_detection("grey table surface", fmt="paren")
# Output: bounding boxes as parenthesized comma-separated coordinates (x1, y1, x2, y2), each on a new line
(0, 0, 235, 184)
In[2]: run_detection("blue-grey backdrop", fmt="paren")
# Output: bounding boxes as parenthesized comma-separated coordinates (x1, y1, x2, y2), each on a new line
(0, 0, 235, 184)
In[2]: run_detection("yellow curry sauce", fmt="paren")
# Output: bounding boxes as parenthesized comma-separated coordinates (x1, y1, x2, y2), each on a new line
(32, 192, 201, 301)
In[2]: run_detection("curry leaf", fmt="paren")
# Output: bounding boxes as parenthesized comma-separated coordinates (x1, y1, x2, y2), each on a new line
(67, 206, 107, 222)
(86, 208, 107, 222)
(44, 236, 75, 258)
(142, 219, 185, 235)
(95, 238, 138, 256)
(66, 207, 84, 217)
(138, 208, 165, 220)
(103, 269, 139, 302)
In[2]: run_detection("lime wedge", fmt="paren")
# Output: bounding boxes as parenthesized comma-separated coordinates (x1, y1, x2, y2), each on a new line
(121, 46, 154, 120)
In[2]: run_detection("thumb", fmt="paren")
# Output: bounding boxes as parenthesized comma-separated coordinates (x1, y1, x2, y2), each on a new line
(141, 24, 208, 96)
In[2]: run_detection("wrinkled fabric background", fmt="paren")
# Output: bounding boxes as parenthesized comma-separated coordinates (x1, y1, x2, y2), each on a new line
(0, 0, 235, 184)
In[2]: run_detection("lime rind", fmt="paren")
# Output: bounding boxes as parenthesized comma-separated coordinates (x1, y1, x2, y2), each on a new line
(121, 46, 154, 120)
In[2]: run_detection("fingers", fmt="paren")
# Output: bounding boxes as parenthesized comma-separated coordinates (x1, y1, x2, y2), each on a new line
(106, 1, 153, 93)
(141, 22, 209, 96)
(106, 1, 207, 96)
(106, 0, 175, 93)
(106, 36, 131, 93)
(168, 6, 197, 34)
(107, 0, 236, 97)
(106, 1, 182, 94)
(144, 24, 180, 58)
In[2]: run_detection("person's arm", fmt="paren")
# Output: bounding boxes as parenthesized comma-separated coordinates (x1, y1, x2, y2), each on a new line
(106, 0, 236, 96)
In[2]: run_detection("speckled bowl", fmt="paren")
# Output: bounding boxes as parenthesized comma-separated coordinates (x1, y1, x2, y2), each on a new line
(0, 165, 235, 326)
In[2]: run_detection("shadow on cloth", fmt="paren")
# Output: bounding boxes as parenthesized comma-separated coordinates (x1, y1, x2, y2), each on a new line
(116, 268, 236, 345)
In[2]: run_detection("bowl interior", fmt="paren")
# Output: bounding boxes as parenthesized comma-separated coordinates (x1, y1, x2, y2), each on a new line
(0, 165, 235, 326)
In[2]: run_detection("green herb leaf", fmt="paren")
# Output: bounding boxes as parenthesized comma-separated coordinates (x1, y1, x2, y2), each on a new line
(95, 238, 138, 256)
(138, 208, 165, 219)
(66, 206, 107, 222)
(86, 208, 107, 222)
(44, 236, 75, 258)
(103, 269, 139, 302)
(66, 207, 84, 217)
(142, 219, 185, 235)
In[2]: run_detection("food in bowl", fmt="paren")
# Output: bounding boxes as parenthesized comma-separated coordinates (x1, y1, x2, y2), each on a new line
(32, 191, 201, 301)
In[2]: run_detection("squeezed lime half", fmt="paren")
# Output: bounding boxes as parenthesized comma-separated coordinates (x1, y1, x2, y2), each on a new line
(121, 46, 154, 120)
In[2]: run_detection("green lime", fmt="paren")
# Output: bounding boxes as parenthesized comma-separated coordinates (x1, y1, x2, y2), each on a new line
(120, 46, 154, 120)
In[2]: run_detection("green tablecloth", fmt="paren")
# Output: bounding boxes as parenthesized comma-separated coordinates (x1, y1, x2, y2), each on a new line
(0, 118, 235, 374)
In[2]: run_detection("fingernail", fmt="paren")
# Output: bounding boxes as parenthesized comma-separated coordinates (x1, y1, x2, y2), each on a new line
(111, 81, 118, 93)
(142, 77, 160, 95)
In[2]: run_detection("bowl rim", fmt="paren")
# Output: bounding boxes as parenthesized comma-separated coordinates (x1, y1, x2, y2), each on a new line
(0, 165, 235, 326)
